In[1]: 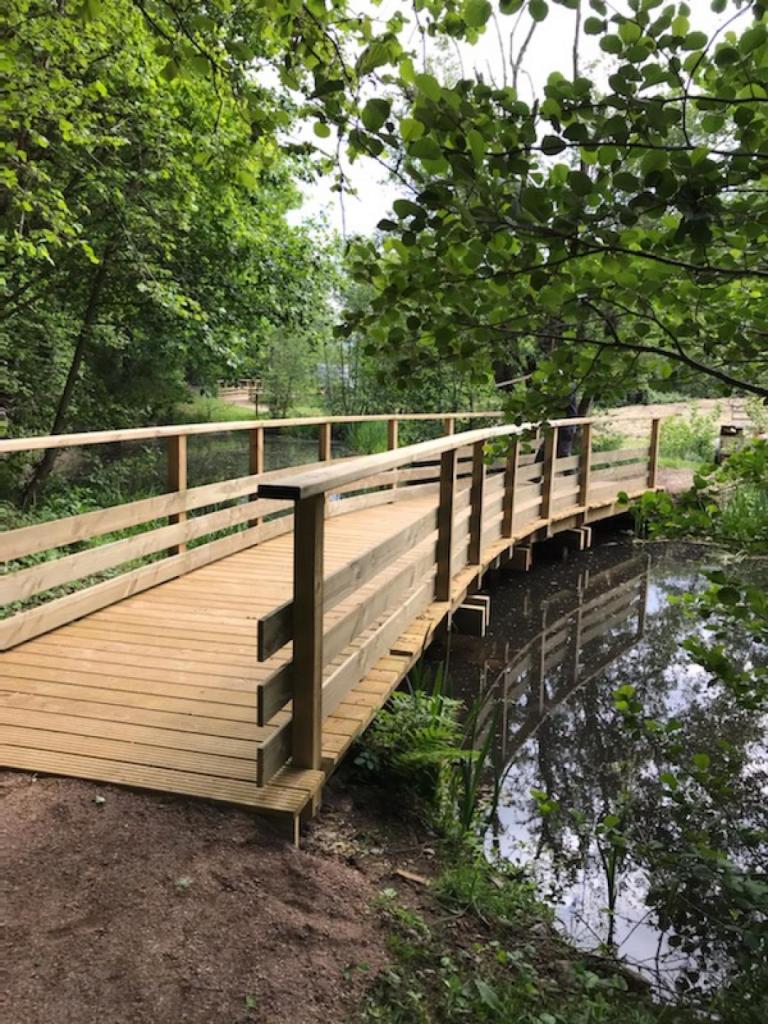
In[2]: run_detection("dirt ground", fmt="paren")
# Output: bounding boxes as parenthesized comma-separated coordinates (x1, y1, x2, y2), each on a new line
(600, 396, 749, 435)
(0, 771, 392, 1024)
(657, 466, 695, 494)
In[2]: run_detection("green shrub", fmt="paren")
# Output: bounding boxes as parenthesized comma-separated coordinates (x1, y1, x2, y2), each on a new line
(592, 427, 626, 452)
(660, 407, 718, 463)
(355, 665, 464, 802)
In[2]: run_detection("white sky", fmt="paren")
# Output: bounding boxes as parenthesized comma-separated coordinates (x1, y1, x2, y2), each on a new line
(292, 0, 721, 236)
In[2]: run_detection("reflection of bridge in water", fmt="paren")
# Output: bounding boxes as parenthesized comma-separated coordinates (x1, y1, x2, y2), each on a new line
(473, 554, 650, 765)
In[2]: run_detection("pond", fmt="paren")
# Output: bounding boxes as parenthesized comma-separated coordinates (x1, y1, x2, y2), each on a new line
(430, 532, 768, 1003)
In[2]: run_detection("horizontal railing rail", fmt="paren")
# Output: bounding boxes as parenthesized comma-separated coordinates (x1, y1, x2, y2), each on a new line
(253, 415, 662, 786)
(0, 410, 503, 453)
(0, 411, 503, 648)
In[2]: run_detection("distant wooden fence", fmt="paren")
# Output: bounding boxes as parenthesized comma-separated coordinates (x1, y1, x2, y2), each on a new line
(217, 378, 264, 409)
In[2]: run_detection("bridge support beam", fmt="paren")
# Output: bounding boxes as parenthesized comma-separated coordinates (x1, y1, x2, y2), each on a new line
(453, 602, 487, 638)
(508, 544, 533, 573)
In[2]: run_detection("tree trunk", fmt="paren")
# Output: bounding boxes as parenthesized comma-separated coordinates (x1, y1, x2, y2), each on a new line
(20, 255, 110, 508)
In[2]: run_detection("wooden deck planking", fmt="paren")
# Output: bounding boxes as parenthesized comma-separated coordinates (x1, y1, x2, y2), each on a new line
(0, 496, 438, 821)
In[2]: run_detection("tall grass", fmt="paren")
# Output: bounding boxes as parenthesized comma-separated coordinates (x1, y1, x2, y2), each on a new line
(718, 484, 768, 546)
(174, 396, 258, 423)
(344, 420, 388, 454)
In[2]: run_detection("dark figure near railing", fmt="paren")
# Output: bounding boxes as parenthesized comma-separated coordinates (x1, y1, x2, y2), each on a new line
(534, 392, 580, 463)
(557, 392, 580, 457)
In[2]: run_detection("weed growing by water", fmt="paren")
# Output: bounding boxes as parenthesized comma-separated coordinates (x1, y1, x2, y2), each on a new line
(362, 881, 688, 1024)
(433, 856, 546, 930)
(354, 665, 465, 805)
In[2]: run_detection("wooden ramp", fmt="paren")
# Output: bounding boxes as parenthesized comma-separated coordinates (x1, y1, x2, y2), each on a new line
(0, 412, 663, 840)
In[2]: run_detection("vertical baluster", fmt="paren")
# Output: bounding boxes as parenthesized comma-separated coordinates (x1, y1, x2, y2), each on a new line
(319, 421, 332, 462)
(436, 447, 457, 601)
(578, 422, 592, 512)
(387, 418, 399, 490)
(502, 436, 520, 539)
(647, 417, 661, 488)
(443, 416, 455, 437)
(167, 434, 187, 555)
(291, 493, 325, 770)
(468, 440, 486, 564)
(248, 426, 264, 527)
(387, 417, 398, 450)
(540, 426, 558, 526)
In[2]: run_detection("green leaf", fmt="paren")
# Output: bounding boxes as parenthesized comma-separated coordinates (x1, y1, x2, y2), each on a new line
(693, 752, 711, 771)
(567, 169, 593, 196)
(584, 17, 605, 35)
(740, 24, 767, 54)
(313, 121, 331, 138)
(600, 35, 623, 54)
(464, 0, 492, 28)
(499, 0, 524, 12)
(467, 128, 485, 166)
(641, 148, 668, 175)
(399, 118, 424, 142)
(361, 98, 391, 132)
(618, 21, 641, 44)
(682, 31, 708, 51)
(529, 0, 549, 22)
(357, 39, 394, 76)
(393, 199, 423, 219)
(414, 73, 442, 102)
(541, 134, 566, 156)
(409, 137, 443, 161)
(474, 979, 502, 1012)
(714, 45, 740, 67)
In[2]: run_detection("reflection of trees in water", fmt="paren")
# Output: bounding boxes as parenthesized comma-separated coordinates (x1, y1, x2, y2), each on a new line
(485, 555, 767, 997)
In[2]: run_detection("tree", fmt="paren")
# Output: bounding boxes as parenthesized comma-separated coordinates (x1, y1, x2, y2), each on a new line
(335, 0, 768, 421)
(2, 1, 336, 502)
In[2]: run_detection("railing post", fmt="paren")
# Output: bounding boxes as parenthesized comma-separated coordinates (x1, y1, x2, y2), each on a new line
(540, 426, 558, 526)
(291, 493, 325, 771)
(436, 448, 457, 601)
(502, 436, 520, 539)
(468, 440, 486, 564)
(648, 417, 661, 488)
(443, 416, 455, 437)
(387, 417, 398, 450)
(578, 422, 592, 511)
(249, 426, 264, 527)
(167, 434, 187, 555)
(387, 417, 399, 489)
(319, 421, 332, 462)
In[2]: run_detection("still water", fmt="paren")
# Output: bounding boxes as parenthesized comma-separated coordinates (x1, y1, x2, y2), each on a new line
(432, 533, 768, 998)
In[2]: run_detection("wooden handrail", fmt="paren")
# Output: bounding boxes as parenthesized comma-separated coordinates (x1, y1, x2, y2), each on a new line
(257, 418, 597, 501)
(0, 410, 504, 454)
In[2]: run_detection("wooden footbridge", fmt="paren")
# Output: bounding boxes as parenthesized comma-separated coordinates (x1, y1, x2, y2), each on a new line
(0, 412, 662, 841)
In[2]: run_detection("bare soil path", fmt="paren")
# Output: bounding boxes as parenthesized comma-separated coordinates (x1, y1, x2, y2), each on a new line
(0, 772, 386, 1024)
